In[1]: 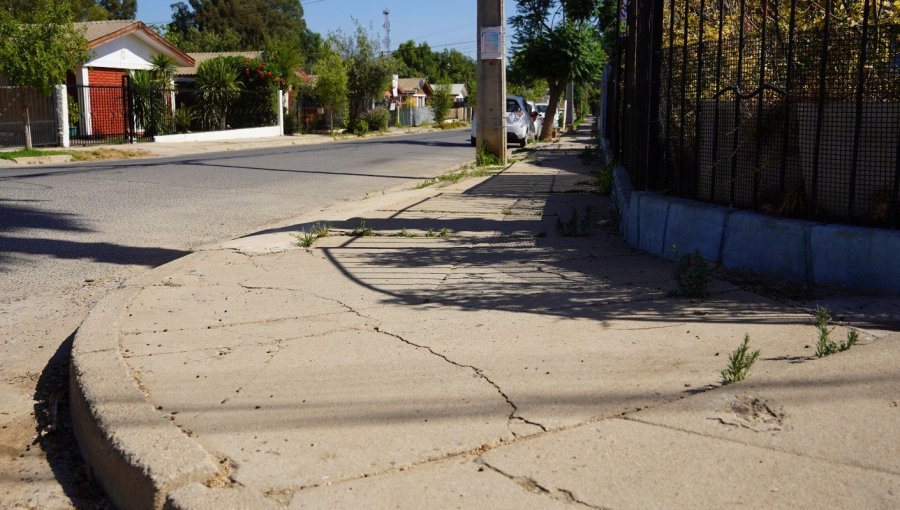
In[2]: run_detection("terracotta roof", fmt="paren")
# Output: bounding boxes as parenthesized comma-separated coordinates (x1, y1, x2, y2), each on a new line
(74, 21, 194, 67)
(297, 70, 317, 85)
(175, 51, 263, 76)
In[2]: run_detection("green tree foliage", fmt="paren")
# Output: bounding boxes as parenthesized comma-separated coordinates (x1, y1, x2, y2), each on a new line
(329, 22, 395, 122)
(96, 0, 135, 19)
(431, 83, 453, 124)
(0, 0, 89, 94)
(510, 0, 605, 140)
(264, 35, 303, 90)
(393, 39, 476, 84)
(166, 0, 315, 57)
(312, 46, 349, 134)
(131, 54, 177, 137)
(1, 0, 135, 21)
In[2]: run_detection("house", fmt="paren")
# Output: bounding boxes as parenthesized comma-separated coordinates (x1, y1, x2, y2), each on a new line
(70, 21, 194, 137)
(395, 78, 433, 107)
(448, 84, 469, 105)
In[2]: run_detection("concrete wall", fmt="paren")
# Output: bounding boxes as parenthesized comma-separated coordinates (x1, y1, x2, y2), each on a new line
(610, 157, 900, 296)
(154, 126, 281, 143)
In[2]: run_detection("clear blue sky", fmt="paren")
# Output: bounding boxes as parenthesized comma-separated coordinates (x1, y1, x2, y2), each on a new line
(136, 0, 519, 59)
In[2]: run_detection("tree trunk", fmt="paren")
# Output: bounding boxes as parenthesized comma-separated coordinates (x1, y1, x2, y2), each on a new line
(24, 107, 33, 149)
(540, 82, 564, 141)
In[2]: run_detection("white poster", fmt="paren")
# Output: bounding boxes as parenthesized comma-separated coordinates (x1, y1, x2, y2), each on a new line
(480, 27, 503, 60)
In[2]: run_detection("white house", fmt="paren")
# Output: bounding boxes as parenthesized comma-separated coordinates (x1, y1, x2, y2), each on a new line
(70, 21, 193, 136)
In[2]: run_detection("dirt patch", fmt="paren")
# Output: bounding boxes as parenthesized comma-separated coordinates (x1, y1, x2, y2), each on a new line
(69, 148, 149, 161)
(708, 396, 786, 433)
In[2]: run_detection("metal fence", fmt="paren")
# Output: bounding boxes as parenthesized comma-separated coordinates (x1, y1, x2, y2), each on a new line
(0, 87, 58, 148)
(605, 0, 900, 228)
(65, 81, 279, 146)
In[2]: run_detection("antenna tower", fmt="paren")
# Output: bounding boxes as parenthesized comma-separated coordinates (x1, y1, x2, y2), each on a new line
(382, 9, 391, 56)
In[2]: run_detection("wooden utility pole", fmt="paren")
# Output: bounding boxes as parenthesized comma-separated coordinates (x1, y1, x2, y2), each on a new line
(476, 0, 506, 164)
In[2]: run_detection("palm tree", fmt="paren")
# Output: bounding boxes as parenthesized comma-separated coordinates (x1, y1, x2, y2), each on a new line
(131, 54, 179, 137)
(195, 57, 241, 130)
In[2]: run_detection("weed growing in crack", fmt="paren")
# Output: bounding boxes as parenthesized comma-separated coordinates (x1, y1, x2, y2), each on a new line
(670, 247, 712, 298)
(425, 228, 436, 237)
(293, 231, 317, 248)
(313, 223, 331, 238)
(721, 334, 761, 384)
(555, 205, 593, 237)
(500, 208, 513, 215)
(439, 228, 450, 238)
(394, 228, 417, 238)
(814, 306, 860, 357)
(593, 165, 613, 196)
(351, 220, 374, 237)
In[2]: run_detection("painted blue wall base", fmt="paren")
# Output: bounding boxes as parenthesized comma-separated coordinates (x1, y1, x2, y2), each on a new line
(609, 158, 900, 296)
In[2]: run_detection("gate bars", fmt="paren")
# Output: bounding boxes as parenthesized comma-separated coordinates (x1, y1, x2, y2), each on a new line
(606, 0, 900, 228)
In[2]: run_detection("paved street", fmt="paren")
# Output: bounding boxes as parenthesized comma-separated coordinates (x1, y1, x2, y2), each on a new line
(0, 129, 473, 509)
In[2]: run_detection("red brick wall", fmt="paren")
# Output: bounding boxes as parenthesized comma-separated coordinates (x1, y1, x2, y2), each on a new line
(88, 68, 126, 136)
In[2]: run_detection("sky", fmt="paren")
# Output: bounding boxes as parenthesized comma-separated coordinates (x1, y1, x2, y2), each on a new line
(136, 0, 520, 59)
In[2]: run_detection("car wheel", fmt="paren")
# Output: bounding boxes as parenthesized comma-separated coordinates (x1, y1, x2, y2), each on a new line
(519, 137, 527, 148)
(470, 137, 476, 147)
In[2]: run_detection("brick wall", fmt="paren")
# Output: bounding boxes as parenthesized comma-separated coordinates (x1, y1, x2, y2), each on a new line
(88, 68, 126, 136)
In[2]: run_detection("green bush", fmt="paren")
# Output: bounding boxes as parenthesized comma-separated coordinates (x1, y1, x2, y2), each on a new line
(364, 108, 390, 131)
(352, 119, 369, 136)
(173, 106, 193, 133)
(671, 249, 712, 298)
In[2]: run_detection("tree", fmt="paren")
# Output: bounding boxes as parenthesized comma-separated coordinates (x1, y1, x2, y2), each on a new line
(510, 0, 605, 140)
(431, 83, 453, 124)
(166, 0, 314, 55)
(1, 0, 135, 21)
(0, 0, 89, 147)
(329, 22, 395, 123)
(264, 35, 304, 90)
(393, 40, 476, 85)
(312, 47, 348, 134)
(0, 0, 89, 95)
(97, 0, 135, 19)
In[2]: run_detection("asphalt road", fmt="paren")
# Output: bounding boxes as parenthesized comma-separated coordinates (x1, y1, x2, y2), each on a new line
(0, 129, 473, 509)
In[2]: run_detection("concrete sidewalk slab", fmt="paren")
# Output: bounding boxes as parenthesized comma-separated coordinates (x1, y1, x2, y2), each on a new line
(69, 120, 900, 509)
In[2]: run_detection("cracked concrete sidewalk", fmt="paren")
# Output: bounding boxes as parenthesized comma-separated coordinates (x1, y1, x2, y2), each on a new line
(70, 126, 900, 510)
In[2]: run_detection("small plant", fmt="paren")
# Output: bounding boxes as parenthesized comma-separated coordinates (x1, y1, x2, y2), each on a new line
(415, 178, 438, 189)
(671, 249, 712, 298)
(439, 227, 450, 238)
(476, 143, 502, 167)
(293, 231, 317, 247)
(593, 166, 613, 195)
(426, 228, 436, 237)
(394, 228, 417, 238)
(720, 334, 761, 384)
(814, 306, 860, 357)
(173, 106, 193, 133)
(351, 220, 373, 237)
(313, 223, 331, 238)
(556, 205, 593, 237)
(363, 108, 390, 131)
(501, 208, 513, 215)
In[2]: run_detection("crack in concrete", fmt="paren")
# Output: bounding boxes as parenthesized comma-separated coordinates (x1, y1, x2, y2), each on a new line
(476, 458, 606, 509)
(372, 325, 547, 435)
(218, 338, 286, 406)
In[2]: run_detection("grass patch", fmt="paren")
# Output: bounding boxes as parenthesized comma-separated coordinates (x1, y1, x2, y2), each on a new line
(393, 228, 418, 238)
(293, 231, 317, 247)
(439, 121, 468, 129)
(1, 147, 148, 162)
(814, 306, 860, 357)
(476, 143, 503, 167)
(0, 148, 70, 159)
(415, 163, 501, 189)
(593, 165, 613, 195)
(313, 223, 331, 238)
(721, 334, 761, 384)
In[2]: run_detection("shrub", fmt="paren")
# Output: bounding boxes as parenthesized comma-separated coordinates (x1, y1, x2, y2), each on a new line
(352, 118, 369, 136)
(173, 106, 193, 133)
(814, 306, 860, 357)
(364, 108, 390, 131)
(671, 249, 712, 298)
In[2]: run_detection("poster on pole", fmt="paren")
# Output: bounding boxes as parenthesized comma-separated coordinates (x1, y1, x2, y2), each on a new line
(480, 26, 503, 60)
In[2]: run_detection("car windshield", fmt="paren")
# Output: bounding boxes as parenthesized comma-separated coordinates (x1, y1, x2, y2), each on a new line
(506, 99, 521, 112)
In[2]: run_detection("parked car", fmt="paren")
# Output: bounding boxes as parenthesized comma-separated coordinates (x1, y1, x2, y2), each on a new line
(470, 96, 537, 148)
(534, 101, 560, 133)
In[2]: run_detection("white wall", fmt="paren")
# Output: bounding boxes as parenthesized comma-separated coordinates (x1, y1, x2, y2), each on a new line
(86, 36, 157, 70)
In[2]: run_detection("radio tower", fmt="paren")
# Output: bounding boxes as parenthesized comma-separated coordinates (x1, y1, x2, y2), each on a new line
(382, 9, 391, 56)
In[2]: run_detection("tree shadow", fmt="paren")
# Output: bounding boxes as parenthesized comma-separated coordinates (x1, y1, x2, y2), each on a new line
(0, 237, 189, 267)
(0, 201, 92, 234)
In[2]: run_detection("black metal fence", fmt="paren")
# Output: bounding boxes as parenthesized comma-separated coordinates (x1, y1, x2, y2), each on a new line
(64, 81, 278, 147)
(0, 87, 58, 148)
(605, 0, 900, 228)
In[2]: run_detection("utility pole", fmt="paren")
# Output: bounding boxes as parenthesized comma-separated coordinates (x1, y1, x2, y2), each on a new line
(476, 0, 506, 164)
